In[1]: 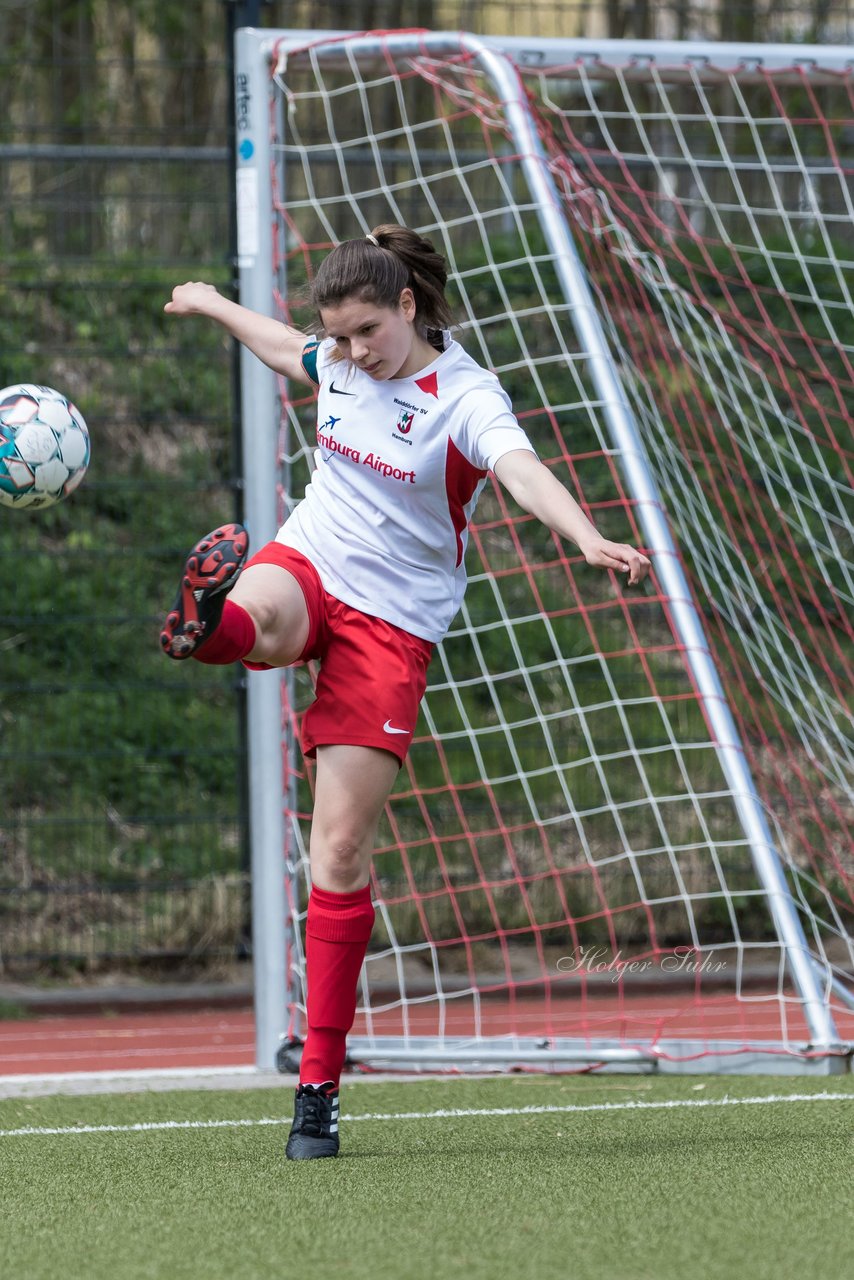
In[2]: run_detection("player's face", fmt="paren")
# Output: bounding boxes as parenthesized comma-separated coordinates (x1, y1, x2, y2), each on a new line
(321, 289, 429, 380)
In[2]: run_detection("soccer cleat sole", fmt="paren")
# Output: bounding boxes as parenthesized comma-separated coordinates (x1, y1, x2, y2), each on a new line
(160, 523, 249, 660)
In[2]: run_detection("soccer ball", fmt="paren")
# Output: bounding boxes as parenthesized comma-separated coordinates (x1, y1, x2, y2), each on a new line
(0, 384, 90, 510)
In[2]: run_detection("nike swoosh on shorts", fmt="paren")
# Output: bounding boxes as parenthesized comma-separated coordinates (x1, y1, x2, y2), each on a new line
(383, 720, 408, 735)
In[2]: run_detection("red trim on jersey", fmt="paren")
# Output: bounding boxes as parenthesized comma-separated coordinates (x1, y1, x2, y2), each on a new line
(445, 438, 486, 567)
(415, 370, 439, 398)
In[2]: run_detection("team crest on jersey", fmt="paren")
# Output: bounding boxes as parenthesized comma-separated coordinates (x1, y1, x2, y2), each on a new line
(395, 409, 415, 435)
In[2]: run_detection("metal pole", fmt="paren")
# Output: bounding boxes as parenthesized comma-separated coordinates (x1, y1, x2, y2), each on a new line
(234, 24, 287, 1070)
(480, 34, 854, 75)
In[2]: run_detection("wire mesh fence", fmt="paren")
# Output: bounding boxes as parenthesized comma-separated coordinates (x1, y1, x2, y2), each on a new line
(0, 4, 244, 978)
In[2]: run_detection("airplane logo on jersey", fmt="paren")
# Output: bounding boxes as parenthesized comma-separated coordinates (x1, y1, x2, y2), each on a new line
(317, 414, 342, 463)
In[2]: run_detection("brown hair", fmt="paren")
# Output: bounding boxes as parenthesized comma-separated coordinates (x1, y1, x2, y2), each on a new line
(311, 223, 453, 334)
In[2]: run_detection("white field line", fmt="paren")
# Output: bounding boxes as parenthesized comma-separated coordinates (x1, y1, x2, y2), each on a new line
(0, 1091, 851, 1139)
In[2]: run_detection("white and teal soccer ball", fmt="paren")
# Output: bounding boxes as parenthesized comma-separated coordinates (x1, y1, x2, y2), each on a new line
(0, 384, 90, 509)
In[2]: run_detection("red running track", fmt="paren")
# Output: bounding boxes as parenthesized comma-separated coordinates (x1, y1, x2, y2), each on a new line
(1, 991, 852, 1076)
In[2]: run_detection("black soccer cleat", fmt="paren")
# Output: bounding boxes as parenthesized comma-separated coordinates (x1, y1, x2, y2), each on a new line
(160, 523, 249, 659)
(285, 1082, 340, 1160)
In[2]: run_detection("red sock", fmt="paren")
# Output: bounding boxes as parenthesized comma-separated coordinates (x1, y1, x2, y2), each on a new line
(300, 884, 375, 1088)
(193, 600, 256, 665)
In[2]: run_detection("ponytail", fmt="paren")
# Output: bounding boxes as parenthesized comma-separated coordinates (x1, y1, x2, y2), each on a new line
(311, 223, 453, 332)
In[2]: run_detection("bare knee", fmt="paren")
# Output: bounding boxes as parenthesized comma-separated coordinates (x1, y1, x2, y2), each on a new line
(228, 564, 310, 663)
(311, 832, 371, 893)
(308, 744, 399, 893)
(239, 594, 279, 641)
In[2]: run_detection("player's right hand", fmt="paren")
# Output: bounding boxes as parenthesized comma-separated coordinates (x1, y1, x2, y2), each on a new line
(164, 282, 220, 316)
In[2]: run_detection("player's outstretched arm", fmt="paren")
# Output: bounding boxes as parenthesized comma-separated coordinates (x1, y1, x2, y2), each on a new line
(164, 282, 312, 385)
(493, 449, 651, 586)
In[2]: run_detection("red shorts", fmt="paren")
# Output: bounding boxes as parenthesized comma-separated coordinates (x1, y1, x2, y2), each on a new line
(242, 542, 433, 763)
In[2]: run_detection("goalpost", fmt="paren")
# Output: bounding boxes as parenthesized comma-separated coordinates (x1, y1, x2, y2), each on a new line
(234, 27, 853, 1074)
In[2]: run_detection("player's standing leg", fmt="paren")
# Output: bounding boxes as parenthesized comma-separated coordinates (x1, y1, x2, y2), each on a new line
(285, 743, 399, 1161)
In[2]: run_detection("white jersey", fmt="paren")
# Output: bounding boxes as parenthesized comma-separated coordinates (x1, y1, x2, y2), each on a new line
(276, 335, 535, 642)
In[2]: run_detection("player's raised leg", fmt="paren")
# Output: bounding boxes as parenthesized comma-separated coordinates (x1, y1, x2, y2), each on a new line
(160, 523, 249, 659)
(286, 743, 399, 1161)
(159, 526, 310, 665)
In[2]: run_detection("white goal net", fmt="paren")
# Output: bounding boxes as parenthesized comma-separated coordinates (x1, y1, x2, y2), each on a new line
(236, 30, 853, 1073)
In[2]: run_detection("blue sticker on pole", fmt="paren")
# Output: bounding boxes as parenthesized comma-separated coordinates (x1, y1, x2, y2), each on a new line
(239, 138, 255, 161)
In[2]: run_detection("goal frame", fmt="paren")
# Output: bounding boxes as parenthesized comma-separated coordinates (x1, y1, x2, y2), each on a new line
(233, 26, 851, 1075)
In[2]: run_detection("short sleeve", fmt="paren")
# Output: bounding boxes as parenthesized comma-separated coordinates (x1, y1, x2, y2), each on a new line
(302, 336, 340, 387)
(455, 386, 537, 472)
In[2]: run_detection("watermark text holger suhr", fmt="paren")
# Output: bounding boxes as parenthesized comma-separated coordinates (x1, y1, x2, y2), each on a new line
(556, 946, 727, 981)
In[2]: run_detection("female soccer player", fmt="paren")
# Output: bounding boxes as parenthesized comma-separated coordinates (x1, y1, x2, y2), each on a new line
(160, 224, 651, 1160)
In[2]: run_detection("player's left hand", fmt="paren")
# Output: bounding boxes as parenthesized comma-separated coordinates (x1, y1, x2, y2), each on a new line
(582, 536, 651, 586)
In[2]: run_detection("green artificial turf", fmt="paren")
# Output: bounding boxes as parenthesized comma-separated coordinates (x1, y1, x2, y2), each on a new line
(0, 1074, 852, 1280)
